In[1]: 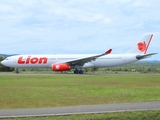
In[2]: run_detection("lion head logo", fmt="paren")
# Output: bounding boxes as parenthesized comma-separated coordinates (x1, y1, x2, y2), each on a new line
(55, 64, 60, 69)
(137, 41, 147, 52)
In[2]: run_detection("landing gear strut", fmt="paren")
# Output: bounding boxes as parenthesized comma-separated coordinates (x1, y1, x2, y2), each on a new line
(74, 69, 83, 74)
(16, 68, 19, 74)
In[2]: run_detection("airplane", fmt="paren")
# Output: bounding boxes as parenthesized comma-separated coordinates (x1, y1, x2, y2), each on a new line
(1, 34, 157, 74)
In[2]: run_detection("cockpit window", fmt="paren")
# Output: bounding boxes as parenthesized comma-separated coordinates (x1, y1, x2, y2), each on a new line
(5, 58, 9, 60)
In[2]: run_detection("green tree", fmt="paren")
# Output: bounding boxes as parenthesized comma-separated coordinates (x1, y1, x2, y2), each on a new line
(89, 68, 98, 72)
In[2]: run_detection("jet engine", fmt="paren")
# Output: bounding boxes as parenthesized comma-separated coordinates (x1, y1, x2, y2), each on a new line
(52, 63, 70, 71)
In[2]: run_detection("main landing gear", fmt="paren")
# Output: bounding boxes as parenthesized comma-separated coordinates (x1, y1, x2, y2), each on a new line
(74, 69, 84, 74)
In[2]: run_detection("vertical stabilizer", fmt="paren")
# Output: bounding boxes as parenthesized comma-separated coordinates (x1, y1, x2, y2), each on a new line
(127, 34, 153, 54)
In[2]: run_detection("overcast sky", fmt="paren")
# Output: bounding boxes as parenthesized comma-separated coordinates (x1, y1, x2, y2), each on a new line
(0, 0, 159, 60)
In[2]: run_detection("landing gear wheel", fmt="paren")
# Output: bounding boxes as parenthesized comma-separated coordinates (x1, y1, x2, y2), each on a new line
(74, 69, 83, 74)
(79, 70, 83, 74)
(74, 70, 79, 74)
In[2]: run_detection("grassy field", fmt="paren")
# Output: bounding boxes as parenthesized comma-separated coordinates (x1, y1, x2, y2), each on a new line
(0, 74, 160, 109)
(6, 110, 160, 120)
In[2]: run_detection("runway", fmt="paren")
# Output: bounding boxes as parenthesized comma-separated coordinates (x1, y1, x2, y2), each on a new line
(0, 101, 160, 118)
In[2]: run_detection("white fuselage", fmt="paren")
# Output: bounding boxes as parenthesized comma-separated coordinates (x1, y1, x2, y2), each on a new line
(1, 54, 138, 69)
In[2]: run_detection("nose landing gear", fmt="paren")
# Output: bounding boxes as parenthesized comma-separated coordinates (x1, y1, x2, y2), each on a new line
(16, 68, 19, 74)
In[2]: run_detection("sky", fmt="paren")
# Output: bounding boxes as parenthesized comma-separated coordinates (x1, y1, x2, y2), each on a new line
(0, 0, 160, 60)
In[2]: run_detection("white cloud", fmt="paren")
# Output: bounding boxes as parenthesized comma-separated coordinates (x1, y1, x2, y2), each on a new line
(0, 0, 159, 60)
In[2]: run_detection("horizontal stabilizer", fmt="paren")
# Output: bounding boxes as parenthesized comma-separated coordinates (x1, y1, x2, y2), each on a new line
(136, 53, 157, 60)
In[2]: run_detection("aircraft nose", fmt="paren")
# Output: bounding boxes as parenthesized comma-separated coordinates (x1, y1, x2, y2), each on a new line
(1, 60, 6, 65)
(1, 60, 4, 65)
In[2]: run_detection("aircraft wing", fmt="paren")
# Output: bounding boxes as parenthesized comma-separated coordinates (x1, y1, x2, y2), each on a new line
(136, 53, 157, 60)
(64, 49, 112, 66)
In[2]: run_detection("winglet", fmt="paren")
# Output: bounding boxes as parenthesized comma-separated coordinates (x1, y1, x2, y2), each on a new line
(105, 49, 112, 54)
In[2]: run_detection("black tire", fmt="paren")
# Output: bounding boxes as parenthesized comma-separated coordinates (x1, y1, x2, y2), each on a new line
(74, 70, 79, 74)
(79, 70, 83, 74)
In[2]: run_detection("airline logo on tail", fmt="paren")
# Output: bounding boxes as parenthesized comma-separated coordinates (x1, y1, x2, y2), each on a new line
(137, 41, 147, 52)
(127, 34, 153, 54)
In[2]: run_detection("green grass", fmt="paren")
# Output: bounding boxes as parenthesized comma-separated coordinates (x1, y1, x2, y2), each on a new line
(0, 74, 160, 109)
(6, 110, 160, 120)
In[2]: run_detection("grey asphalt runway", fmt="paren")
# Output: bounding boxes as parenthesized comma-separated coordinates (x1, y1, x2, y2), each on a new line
(0, 101, 160, 118)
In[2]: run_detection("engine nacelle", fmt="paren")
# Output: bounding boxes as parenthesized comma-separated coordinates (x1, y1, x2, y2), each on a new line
(52, 63, 70, 71)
